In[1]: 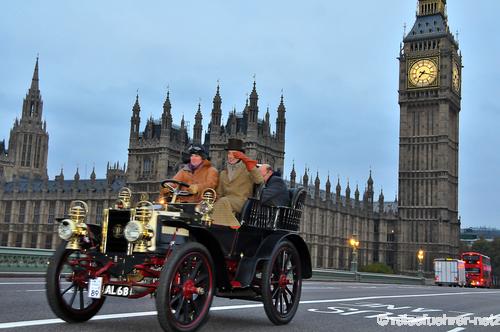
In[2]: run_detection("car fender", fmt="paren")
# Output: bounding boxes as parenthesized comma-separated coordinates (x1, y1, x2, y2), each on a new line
(235, 232, 312, 286)
(188, 227, 231, 289)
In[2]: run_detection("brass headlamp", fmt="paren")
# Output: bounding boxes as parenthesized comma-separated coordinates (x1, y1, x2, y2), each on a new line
(196, 188, 216, 225)
(58, 200, 89, 250)
(124, 201, 154, 252)
(115, 187, 132, 209)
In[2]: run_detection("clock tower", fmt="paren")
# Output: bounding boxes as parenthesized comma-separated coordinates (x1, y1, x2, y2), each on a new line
(397, 0, 461, 273)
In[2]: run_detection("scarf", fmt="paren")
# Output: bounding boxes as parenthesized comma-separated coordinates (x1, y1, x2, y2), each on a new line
(226, 161, 243, 181)
(188, 161, 203, 173)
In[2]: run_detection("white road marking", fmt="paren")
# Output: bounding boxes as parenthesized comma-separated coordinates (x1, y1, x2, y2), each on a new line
(0, 282, 45, 285)
(1, 290, 499, 329)
(446, 328, 466, 332)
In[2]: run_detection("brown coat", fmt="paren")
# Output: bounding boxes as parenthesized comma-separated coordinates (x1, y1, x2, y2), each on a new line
(173, 159, 219, 202)
(216, 161, 263, 213)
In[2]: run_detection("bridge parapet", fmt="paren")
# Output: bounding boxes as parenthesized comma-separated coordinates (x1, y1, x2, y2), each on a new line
(0, 246, 54, 272)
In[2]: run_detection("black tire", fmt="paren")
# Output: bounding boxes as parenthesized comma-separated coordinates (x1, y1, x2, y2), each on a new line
(262, 240, 302, 325)
(46, 242, 106, 322)
(156, 242, 215, 332)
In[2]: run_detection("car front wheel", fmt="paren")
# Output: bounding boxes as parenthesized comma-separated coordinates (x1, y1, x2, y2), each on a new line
(156, 242, 215, 332)
(46, 242, 106, 322)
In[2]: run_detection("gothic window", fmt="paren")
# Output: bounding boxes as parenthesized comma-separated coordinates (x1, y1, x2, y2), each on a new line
(30, 233, 37, 248)
(26, 134, 33, 166)
(96, 201, 104, 224)
(34, 136, 41, 168)
(3, 202, 11, 223)
(15, 233, 23, 247)
(21, 134, 28, 166)
(48, 201, 55, 224)
(0, 233, 7, 246)
(18, 201, 26, 224)
(143, 158, 152, 177)
(33, 201, 41, 224)
(45, 234, 52, 249)
(316, 245, 323, 268)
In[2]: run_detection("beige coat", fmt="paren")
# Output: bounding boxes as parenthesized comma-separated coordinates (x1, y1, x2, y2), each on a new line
(212, 162, 263, 226)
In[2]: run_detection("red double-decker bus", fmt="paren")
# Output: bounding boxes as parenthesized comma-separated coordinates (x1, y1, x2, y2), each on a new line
(460, 252, 492, 288)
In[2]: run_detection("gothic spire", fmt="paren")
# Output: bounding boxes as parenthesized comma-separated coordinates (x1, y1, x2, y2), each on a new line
(163, 89, 171, 114)
(193, 103, 203, 144)
(325, 174, 331, 200)
(290, 162, 296, 188)
(302, 167, 309, 188)
(248, 79, 258, 126)
(30, 56, 40, 92)
(90, 166, 96, 182)
(133, 93, 141, 114)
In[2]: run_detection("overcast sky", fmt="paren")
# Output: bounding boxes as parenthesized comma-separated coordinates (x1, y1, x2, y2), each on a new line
(1, 1, 499, 228)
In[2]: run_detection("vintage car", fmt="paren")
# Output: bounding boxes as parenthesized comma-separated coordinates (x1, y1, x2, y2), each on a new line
(46, 179, 311, 332)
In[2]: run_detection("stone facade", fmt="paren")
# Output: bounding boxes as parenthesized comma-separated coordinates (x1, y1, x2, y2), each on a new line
(0, 1, 461, 274)
(126, 82, 286, 201)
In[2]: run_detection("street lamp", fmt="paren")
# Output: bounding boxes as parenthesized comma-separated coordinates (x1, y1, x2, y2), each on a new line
(349, 234, 360, 272)
(417, 249, 424, 277)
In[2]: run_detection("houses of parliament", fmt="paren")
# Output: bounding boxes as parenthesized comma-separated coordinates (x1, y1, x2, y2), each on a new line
(0, 0, 460, 274)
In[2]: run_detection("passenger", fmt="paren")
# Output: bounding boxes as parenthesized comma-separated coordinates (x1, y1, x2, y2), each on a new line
(258, 164, 290, 207)
(212, 138, 263, 227)
(168, 144, 218, 203)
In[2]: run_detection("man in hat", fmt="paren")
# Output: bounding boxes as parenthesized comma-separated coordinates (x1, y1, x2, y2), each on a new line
(168, 144, 218, 203)
(212, 138, 263, 227)
(258, 163, 290, 207)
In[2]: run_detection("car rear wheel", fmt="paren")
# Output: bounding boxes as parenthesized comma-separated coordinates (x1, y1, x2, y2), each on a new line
(156, 242, 215, 332)
(46, 242, 106, 322)
(262, 240, 302, 325)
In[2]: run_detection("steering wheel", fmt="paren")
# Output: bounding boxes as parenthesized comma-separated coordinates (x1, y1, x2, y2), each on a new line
(160, 179, 193, 198)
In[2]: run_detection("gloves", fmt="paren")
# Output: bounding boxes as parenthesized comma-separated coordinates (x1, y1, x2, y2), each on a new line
(232, 151, 258, 170)
(188, 184, 199, 194)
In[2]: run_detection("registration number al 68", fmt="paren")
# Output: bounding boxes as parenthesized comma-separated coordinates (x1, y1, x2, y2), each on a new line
(102, 284, 131, 297)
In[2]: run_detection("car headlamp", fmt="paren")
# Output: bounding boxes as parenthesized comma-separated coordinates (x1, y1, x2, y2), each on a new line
(58, 219, 76, 241)
(124, 220, 144, 242)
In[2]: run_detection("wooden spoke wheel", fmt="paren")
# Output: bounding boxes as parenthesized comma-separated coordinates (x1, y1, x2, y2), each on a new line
(262, 240, 302, 325)
(46, 242, 106, 322)
(156, 242, 215, 332)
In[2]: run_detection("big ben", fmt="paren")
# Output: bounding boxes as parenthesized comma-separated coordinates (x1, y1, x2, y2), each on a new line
(397, 0, 461, 273)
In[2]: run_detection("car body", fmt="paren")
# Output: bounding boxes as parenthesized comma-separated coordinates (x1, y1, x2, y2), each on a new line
(46, 181, 311, 332)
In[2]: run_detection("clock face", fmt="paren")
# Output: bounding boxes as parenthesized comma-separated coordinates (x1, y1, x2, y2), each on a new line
(452, 62, 460, 92)
(408, 58, 438, 88)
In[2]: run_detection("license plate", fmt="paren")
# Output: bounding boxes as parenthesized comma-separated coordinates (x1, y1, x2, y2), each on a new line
(102, 284, 132, 297)
(88, 277, 103, 299)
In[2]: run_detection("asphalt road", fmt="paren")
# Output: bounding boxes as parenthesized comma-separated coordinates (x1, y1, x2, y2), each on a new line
(0, 278, 499, 331)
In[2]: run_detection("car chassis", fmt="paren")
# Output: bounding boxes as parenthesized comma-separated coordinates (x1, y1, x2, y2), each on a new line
(46, 180, 311, 332)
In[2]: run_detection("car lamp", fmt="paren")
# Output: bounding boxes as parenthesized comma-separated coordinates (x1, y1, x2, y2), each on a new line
(58, 219, 77, 241)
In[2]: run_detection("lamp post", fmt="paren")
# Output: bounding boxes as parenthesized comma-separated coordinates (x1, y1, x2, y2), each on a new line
(349, 234, 360, 272)
(417, 249, 424, 278)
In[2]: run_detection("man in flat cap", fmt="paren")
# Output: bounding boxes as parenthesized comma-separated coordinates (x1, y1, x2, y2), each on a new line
(212, 138, 263, 227)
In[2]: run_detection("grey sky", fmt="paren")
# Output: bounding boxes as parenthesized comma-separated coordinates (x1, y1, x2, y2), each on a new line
(1, 1, 499, 228)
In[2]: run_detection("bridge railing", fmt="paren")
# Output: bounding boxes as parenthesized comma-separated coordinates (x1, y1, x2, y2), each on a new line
(312, 268, 426, 285)
(0, 246, 425, 285)
(0, 246, 54, 273)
